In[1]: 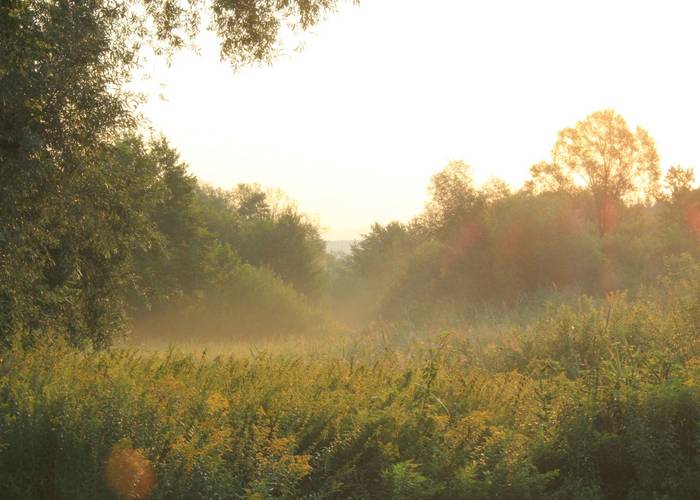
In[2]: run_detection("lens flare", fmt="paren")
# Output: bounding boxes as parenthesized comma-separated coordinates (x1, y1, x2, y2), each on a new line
(104, 442, 156, 499)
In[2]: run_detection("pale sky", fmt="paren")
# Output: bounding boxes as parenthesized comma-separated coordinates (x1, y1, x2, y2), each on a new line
(137, 0, 700, 240)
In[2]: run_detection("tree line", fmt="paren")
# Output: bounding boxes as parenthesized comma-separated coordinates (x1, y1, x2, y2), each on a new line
(3, 1, 700, 347)
(332, 110, 700, 325)
(1, 0, 345, 346)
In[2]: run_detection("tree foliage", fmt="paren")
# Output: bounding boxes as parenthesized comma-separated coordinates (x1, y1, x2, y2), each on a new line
(531, 109, 661, 235)
(6, 262, 700, 497)
(333, 110, 698, 325)
(1, 0, 348, 345)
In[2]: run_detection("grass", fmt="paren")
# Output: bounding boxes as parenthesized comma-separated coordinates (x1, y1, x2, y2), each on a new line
(3, 263, 700, 498)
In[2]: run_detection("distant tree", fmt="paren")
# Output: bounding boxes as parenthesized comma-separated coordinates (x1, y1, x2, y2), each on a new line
(656, 166, 700, 255)
(237, 207, 326, 298)
(192, 183, 326, 298)
(525, 161, 576, 194)
(232, 184, 272, 221)
(419, 160, 484, 237)
(481, 177, 511, 203)
(350, 222, 413, 278)
(344, 222, 419, 317)
(530, 110, 661, 236)
(664, 166, 695, 200)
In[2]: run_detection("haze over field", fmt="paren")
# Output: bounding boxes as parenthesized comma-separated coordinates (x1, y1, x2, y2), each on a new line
(7, 1, 700, 498)
(137, 0, 700, 239)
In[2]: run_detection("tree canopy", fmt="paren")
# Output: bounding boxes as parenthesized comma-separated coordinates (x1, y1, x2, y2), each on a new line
(530, 109, 661, 235)
(329, 109, 698, 325)
(1, 0, 349, 345)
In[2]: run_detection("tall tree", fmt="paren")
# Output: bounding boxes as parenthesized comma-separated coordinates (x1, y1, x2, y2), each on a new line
(419, 160, 483, 237)
(0, 0, 351, 344)
(531, 109, 661, 236)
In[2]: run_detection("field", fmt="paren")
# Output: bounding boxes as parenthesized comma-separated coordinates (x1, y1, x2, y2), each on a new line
(5, 2, 700, 498)
(3, 271, 700, 499)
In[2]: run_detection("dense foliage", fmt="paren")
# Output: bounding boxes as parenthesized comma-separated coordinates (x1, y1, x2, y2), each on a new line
(4, 2, 700, 498)
(333, 112, 700, 326)
(1, 0, 340, 345)
(4, 260, 700, 499)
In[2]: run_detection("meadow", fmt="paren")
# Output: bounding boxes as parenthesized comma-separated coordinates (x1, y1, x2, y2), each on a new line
(3, 260, 700, 499)
(5, 3, 700, 498)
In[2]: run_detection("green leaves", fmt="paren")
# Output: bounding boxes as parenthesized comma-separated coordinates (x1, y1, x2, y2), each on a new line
(1, 0, 352, 346)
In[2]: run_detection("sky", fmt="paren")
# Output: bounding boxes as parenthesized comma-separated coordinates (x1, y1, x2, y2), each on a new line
(137, 0, 700, 240)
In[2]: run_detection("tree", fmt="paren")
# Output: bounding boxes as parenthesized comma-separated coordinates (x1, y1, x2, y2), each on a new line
(419, 160, 484, 237)
(232, 183, 272, 221)
(350, 222, 413, 278)
(657, 166, 700, 255)
(525, 161, 576, 194)
(345, 221, 421, 318)
(1, 0, 351, 345)
(664, 166, 695, 200)
(192, 183, 326, 298)
(531, 110, 661, 236)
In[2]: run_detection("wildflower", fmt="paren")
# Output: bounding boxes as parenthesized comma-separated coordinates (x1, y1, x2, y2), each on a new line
(206, 392, 230, 413)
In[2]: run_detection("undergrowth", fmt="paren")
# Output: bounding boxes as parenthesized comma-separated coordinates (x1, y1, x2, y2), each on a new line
(3, 258, 700, 498)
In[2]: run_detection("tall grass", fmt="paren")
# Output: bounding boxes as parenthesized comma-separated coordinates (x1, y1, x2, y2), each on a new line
(3, 257, 700, 498)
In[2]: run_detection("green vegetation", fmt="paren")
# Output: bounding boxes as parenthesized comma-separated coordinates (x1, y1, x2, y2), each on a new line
(4, 261, 700, 499)
(4, 1, 700, 498)
(330, 112, 700, 327)
(1, 0, 346, 346)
